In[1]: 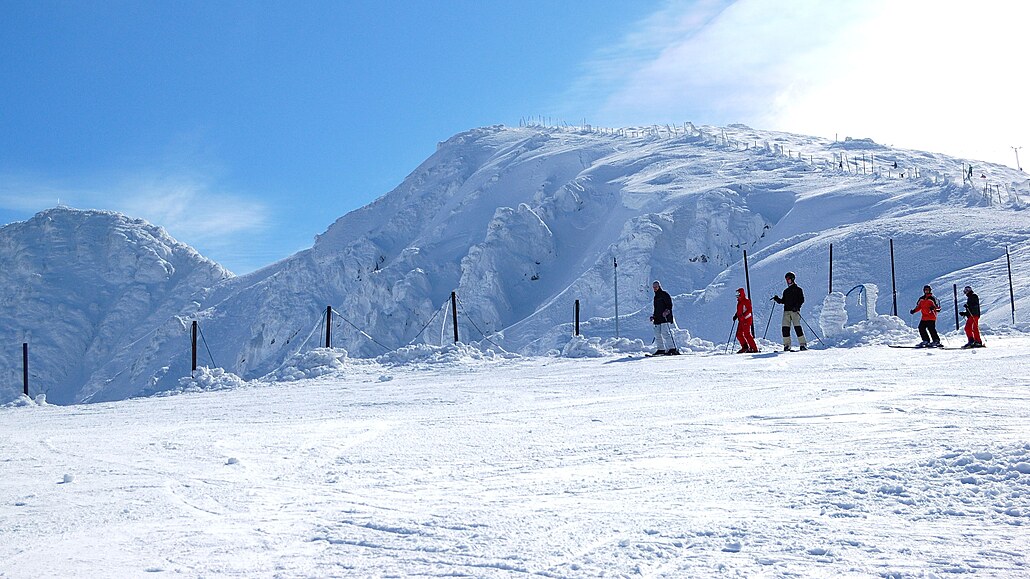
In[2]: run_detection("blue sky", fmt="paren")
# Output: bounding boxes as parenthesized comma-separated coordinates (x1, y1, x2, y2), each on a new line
(3, 0, 1027, 274)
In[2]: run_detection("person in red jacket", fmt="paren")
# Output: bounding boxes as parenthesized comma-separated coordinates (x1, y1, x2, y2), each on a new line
(960, 285, 983, 348)
(910, 285, 942, 348)
(732, 288, 759, 353)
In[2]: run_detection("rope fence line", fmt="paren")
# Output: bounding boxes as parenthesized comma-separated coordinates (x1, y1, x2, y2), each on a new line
(329, 309, 391, 352)
(405, 299, 448, 347)
(297, 308, 328, 354)
(454, 294, 512, 354)
(196, 323, 217, 368)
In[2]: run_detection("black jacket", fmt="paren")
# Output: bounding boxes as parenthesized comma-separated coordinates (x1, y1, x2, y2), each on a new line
(652, 289, 674, 325)
(963, 292, 981, 317)
(774, 284, 805, 312)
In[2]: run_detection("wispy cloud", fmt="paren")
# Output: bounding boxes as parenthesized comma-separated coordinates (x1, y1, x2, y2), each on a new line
(0, 170, 271, 273)
(567, 0, 1029, 167)
(114, 174, 269, 243)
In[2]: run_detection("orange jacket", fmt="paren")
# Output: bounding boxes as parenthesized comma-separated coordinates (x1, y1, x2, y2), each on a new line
(912, 294, 940, 321)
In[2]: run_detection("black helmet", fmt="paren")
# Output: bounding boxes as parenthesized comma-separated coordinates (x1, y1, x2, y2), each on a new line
(785, 271, 796, 281)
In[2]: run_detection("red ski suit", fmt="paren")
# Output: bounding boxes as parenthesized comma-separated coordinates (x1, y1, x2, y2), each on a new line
(734, 293, 758, 352)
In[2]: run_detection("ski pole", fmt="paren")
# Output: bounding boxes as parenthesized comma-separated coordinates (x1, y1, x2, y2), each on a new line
(798, 313, 823, 343)
(725, 320, 737, 354)
(763, 301, 778, 339)
(667, 323, 679, 352)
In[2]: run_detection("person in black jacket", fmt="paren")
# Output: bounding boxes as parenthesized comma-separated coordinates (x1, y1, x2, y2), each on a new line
(960, 285, 983, 348)
(772, 271, 807, 351)
(650, 280, 679, 355)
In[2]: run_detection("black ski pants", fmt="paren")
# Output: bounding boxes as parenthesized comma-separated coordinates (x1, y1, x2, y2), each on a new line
(918, 320, 939, 343)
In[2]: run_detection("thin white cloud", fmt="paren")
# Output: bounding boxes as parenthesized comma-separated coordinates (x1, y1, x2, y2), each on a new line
(571, 0, 1029, 168)
(114, 174, 269, 244)
(0, 170, 271, 271)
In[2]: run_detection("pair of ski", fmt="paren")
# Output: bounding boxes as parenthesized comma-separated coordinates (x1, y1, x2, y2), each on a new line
(888, 344, 963, 350)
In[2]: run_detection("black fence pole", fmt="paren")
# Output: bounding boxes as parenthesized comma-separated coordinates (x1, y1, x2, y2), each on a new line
(191, 320, 198, 372)
(1007, 247, 1016, 324)
(574, 300, 580, 336)
(829, 243, 834, 294)
(953, 284, 960, 331)
(743, 250, 754, 336)
(451, 292, 459, 343)
(22, 343, 29, 396)
(890, 239, 898, 317)
(613, 257, 620, 338)
(325, 306, 332, 348)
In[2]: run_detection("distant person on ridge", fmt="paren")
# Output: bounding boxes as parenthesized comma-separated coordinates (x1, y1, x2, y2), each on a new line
(910, 285, 942, 348)
(960, 285, 983, 348)
(650, 280, 679, 355)
(772, 272, 807, 351)
(733, 287, 759, 353)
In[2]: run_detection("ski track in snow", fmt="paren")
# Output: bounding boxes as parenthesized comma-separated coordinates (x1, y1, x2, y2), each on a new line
(1, 338, 1029, 577)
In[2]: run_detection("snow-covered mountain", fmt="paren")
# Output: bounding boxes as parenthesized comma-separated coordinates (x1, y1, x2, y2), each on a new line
(0, 209, 231, 404)
(3, 124, 1029, 403)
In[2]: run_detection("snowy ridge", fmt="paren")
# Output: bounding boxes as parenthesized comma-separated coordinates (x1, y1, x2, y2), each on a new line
(2, 124, 1029, 402)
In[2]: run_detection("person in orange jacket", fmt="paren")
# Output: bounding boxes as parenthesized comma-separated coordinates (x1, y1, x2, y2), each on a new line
(732, 287, 759, 353)
(910, 285, 942, 348)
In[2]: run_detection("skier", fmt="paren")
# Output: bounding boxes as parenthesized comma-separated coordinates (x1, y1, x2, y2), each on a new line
(732, 288, 759, 353)
(650, 280, 679, 355)
(772, 272, 807, 351)
(960, 285, 983, 348)
(910, 285, 942, 348)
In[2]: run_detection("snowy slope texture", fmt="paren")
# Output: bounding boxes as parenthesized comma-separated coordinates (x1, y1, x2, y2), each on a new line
(5, 123, 1030, 402)
(0, 209, 231, 404)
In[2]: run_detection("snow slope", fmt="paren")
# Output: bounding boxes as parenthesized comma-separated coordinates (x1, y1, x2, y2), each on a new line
(2, 335, 1027, 577)
(2, 123, 1029, 402)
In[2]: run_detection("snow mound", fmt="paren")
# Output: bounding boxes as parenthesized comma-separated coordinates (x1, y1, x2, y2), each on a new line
(2, 393, 49, 407)
(982, 322, 1030, 336)
(263, 348, 351, 382)
(559, 336, 649, 358)
(820, 315, 916, 347)
(168, 367, 247, 394)
(829, 136, 885, 150)
(377, 342, 517, 366)
(669, 329, 717, 353)
(819, 292, 848, 338)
